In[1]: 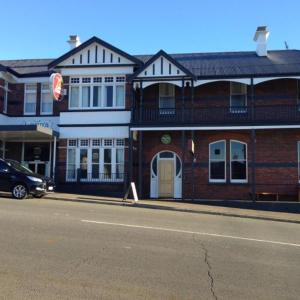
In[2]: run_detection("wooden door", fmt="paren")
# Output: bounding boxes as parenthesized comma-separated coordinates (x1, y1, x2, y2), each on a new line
(158, 160, 174, 198)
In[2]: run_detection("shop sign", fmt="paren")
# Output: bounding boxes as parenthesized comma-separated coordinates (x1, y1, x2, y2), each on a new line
(49, 73, 64, 101)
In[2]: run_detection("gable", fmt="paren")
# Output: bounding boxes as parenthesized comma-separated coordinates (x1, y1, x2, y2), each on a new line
(49, 36, 141, 68)
(137, 55, 186, 78)
(59, 42, 135, 66)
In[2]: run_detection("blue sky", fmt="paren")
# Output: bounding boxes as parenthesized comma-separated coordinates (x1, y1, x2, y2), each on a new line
(1, 0, 299, 60)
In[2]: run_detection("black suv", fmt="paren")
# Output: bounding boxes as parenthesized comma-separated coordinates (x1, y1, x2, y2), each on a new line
(0, 159, 55, 199)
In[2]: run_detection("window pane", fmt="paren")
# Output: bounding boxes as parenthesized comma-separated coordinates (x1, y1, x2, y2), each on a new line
(231, 95, 246, 107)
(41, 92, 53, 114)
(231, 161, 246, 180)
(67, 149, 76, 179)
(116, 149, 124, 163)
(93, 86, 101, 107)
(70, 86, 79, 108)
(116, 164, 124, 179)
(231, 142, 246, 160)
(92, 149, 99, 163)
(210, 162, 225, 180)
(105, 86, 113, 107)
(210, 141, 225, 160)
(116, 85, 125, 106)
(82, 86, 91, 107)
(80, 149, 88, 179)
(160, 151, 174, 158)
(231, 82, 246, 94)
(103, 164, 112, 178)
(104, 149, 112, 163)
(25, 93, 36, 113)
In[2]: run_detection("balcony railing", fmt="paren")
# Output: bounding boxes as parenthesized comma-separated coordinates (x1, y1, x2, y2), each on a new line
(132, 105, 300, 126)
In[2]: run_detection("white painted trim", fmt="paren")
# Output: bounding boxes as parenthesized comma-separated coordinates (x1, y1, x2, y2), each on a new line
(18, 77, 50, 84)
(254, 76, 300, 85)
(150, 151, 182, 199)
(230, 140, 248, 183)
(209, 140, 226, 183)
(142, 80, 183, 89)
(130, 125, 300, 131)
(194, 78, 251, 87)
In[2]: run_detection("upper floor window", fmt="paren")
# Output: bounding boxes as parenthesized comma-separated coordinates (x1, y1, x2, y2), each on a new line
(69, 76, 125, 109)
(3, 81, 8, 113)
(41, 84, 53, 115)
(24, 84, 37, 115)
(209, 140, 226, 182)
(230, 140, 247, 182)
(159, 83, 175, 114)
(230, 82, 247, 113)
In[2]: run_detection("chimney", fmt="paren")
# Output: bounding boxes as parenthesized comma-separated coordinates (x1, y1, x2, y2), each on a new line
(253, 26, 269, 56)
(67, 35, 81, 50)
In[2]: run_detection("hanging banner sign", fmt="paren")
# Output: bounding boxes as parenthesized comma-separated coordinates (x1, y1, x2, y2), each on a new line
(49, 73, 64, 101)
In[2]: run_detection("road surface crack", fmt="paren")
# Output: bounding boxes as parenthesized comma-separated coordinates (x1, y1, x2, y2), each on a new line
(193, 235, 218, 300)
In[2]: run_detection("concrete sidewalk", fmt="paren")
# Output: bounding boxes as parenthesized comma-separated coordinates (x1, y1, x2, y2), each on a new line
(44, 192, 300, 224)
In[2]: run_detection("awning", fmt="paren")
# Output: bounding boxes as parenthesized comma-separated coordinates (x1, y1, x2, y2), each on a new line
(0, 125, 59, 140)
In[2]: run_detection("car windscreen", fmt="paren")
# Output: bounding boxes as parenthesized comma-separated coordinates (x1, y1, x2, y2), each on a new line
(6, 160, 34, 175)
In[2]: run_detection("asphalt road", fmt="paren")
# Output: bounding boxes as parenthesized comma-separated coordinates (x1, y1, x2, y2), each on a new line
(0, 197, 299, 300)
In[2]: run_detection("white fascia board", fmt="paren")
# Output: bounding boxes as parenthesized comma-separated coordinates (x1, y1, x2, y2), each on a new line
(59, 126, 129, 139)
(194, 78, 251, 86)
(60, 66, 134, 76)
(60, 111, 130, 125)
(18, 77, 50, 83)
(254, 76, 300, 85)
(0, 71, 18, 83)
(130, 125, 300, 131)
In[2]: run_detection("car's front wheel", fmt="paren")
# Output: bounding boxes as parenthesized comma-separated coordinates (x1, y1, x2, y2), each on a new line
(12, 184, 28, 199)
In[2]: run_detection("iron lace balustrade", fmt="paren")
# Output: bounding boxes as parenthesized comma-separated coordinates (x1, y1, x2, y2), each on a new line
(132, 104, 300, 126)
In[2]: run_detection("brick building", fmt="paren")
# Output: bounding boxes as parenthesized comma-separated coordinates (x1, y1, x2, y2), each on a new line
(1, 27, 300, 200)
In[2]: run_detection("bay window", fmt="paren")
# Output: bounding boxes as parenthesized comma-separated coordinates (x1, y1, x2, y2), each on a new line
(24, 84, 37, 115)
(69, 76, 125, 109)
(230, 140, 247, 182)
(66, 138, 125, 182)
(41, 83, 53, 114)
(209, 140, 226, 182)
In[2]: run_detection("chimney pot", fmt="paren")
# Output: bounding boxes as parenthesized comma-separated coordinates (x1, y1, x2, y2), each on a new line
(67, 35, 81, 50)
(254, 26, 269, 56)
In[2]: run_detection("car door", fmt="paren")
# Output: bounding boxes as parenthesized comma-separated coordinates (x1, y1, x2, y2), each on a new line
(0, 161, 12, 192)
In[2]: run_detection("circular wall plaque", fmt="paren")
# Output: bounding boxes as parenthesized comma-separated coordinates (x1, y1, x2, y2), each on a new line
(161, 134, 171, 145)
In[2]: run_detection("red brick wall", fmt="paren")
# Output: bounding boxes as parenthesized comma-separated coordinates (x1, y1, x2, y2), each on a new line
(7, 83, 24, 115)
(133, 129, 300, 200)
(136, 79, 299, 109)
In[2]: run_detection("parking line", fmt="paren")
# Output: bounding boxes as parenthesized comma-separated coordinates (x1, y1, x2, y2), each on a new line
(81, 219, 300, 248)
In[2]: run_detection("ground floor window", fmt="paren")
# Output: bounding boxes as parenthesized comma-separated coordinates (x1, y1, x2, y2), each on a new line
(209, 140, 226, 182)
(230, 140, 247, 182)
(66, 138, 125, 182)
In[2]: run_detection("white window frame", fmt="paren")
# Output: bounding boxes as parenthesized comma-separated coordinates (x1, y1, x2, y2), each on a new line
(230, 82, 247, 113)
(230, 140, 248, 183)
(209, 140, 226, 183)
(24, 83, 37, 115)
(68, 76, 125, 110)
(65, 138, 125, 182)
(40, 83, 53, 115)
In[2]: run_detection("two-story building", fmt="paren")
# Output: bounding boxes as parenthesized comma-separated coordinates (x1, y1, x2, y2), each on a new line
(1, 26, 300, 200)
